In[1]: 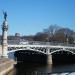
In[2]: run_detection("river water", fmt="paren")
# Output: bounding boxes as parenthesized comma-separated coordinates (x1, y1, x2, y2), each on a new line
(7, 63, 75, 75)
(7, 51, 75, 75)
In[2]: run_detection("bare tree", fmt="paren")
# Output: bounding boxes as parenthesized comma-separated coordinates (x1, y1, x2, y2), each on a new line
(43, 24, 61, 36)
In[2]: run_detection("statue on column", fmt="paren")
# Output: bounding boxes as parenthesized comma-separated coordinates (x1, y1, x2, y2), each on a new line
(2, 10, 8, 57)
(3, 11, 7, 20)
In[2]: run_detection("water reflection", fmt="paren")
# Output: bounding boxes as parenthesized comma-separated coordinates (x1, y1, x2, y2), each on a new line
(8, 50, 75, 75)
(14, 62, 52, 75)
(7, 62, 75, 75)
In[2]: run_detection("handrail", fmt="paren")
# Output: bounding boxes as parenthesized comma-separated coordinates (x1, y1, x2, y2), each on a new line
(9, 41, 75, 47)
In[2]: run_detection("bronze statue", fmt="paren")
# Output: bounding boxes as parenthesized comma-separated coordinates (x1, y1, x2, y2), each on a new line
(3, 11, 7, 20)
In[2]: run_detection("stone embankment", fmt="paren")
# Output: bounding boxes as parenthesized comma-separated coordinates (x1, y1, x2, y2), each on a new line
(0, 58, 16, 75)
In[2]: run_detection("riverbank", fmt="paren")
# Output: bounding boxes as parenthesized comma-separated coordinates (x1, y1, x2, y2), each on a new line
(0, 58, 16, 75)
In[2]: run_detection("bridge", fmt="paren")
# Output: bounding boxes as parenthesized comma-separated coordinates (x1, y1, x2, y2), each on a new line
(8, 41, 75, 55)
(6, 41, 75, 64)
(1, 12, 75, 65)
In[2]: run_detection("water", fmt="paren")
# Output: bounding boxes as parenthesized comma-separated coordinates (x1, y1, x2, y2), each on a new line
(7, 51, 75, 75)
(7, 63, 75, 75)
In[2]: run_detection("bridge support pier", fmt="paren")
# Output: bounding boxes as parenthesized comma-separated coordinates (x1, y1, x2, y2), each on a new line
(47, 54, 52, 65)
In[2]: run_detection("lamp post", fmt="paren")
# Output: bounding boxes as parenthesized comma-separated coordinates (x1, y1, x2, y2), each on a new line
(66, 34, 69, 45)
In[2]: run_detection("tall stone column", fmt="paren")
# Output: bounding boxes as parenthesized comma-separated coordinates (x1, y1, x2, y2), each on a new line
(2, 12, 8, 57)
(0, 45, 2, 57)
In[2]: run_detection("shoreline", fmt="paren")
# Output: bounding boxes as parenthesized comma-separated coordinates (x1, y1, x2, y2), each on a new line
(0, 65, 14, 75)
(0, 58, 16, 75)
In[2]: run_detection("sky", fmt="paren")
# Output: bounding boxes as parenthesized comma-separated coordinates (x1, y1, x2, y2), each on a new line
(0, 0, 75, 36)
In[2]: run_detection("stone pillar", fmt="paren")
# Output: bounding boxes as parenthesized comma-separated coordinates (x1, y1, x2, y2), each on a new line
(0, 46, 2, 57)
(2, 20, 8, 57)
(47, 54, 52, 65)
(46, 48, 52, 65)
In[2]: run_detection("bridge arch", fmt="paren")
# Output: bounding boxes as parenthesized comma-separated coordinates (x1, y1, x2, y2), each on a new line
(50, 49, 75, 55)
(8, 48, 46, 55)
(11, 49, 47, 63)
(7, 48, 47, 60)
(51, 49, 75, 64)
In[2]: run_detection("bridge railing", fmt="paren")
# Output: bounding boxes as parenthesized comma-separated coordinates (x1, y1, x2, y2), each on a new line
(8, 41, 75, 47)
(27, 41, 75, 47)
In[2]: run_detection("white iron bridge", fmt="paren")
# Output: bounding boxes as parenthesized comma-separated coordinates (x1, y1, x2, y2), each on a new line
(8, 41, 75, 55)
